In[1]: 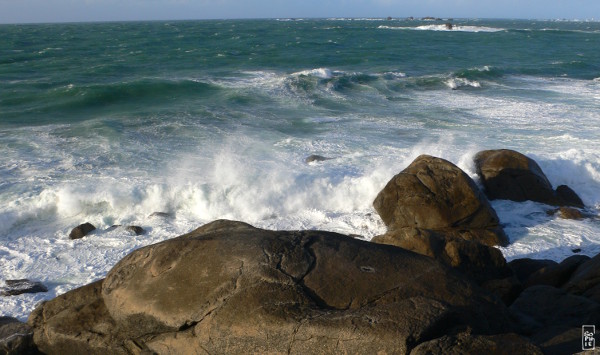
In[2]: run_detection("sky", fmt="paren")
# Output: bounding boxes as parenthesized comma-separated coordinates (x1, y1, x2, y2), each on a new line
(0, 0, 599, 24)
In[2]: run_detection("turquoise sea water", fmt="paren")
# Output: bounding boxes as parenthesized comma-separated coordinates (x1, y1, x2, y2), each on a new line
(1, 18, 600, 319)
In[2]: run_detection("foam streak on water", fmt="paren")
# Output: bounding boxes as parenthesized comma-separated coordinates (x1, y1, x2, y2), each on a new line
(1, 18, 600, 321)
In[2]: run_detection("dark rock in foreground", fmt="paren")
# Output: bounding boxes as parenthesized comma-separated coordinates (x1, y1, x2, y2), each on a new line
(410, 331, 542, 355)
(0, 317, 38, 354)
(30, 220, 514, 354)
(372, 155, 508, 247)
(1, 280, 47, 296)
(510, 285, 600, 354)
(69, 222, 96, 240)
(474, 149, 584, 207)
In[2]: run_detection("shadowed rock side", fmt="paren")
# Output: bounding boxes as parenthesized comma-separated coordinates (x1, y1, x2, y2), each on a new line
(474, 149, 584, 208)
(30, 220, 518, 354)
(372, 155, 508, 248)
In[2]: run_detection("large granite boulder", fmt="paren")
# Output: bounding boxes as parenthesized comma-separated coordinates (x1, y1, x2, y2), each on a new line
(372, 155, 508, 247)
(372, 228, 511, 285)
(474, 149, 584, 207)
(30, 220, 513, 354)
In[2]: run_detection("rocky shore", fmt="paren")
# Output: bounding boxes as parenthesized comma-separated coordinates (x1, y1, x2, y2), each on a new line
(2, 149, 599, 354)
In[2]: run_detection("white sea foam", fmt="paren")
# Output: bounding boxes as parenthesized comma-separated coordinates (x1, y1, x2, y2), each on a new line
(378, 25, 505, 32)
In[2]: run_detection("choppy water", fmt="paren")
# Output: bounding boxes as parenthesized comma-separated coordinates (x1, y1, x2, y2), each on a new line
(1, 18, 600, 320)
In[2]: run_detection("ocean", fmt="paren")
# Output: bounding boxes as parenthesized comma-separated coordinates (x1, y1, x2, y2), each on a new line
(1, 18, 600, 320)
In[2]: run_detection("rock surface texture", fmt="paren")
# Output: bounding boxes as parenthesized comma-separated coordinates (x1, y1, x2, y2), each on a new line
(372, 155, 508, 247)
(30, 220, 515, 354)
(474, 149, 584, 207)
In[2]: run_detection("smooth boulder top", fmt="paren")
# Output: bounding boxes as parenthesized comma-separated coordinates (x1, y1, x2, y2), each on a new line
(372, 155, 507, 247)
(474, 149, 584, 207)
(30, 220, 513, 355)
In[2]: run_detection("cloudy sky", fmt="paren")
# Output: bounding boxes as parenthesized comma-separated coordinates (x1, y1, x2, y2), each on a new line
(1, 0, 599, 24)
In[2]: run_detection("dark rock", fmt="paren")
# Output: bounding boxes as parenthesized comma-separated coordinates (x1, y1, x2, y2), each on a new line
(481, 276, 523, 306)
(525, 255, 590, 288)
(474, 149, 583, 207)
(556, 185, 585, 208)
(372, 155, 507, 247)
(572, 248, 582, 253)
(508, 258, 557, 283)
(0, 317, 38, 355)
(148, 212, 173, 218)
(69, 222, 96, 240)
(304, 154, 330, 163)
(510, 285, 600, 354)
(124, 226, 145, 236)
(1, 280, 47, 296)
(410, 331, 543, 355)
(30, 220, 512, 354)
(563, 253, 600, 297)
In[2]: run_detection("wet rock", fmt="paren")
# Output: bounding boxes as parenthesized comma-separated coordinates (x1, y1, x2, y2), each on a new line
(125, 226, 145, 236)
(304, 154, 330, 163)
(148, 212, 173, 219)
(474, 149, 584, 207)
(1, 280, 47, 296)
(555, 185, 585, 208)
(30, 220, 512, 354)
(372, 155, 507, 247)
(69, 222, 96, 240)
(0, 317, 38, 355)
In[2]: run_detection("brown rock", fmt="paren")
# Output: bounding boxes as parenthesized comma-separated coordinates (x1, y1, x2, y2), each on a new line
(29, 280, 123, 355)
(373, 155, 507, 247)
(30, 220, 512, 354)
(372, 228, 511, 284)
(410, 331, 542, 355)
(474, 149, 584, 207)
(68, 222, 96, 240)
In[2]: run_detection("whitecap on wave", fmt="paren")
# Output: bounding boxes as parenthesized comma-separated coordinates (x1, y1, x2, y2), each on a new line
(446, 77, 481, 89)
(378, 25, 505, 33)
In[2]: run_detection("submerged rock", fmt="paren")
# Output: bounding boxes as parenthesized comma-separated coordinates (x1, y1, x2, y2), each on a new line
(304, 154, 330, 163)
(30, 220, 512, 354)
(372, 155, 508, 247)
(148, 212, 173, 219)
(69, 222, 96, 240)
(1, 280, 47, 296)
(474, 149, 584, 207)
(125, 226, 145, 236)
